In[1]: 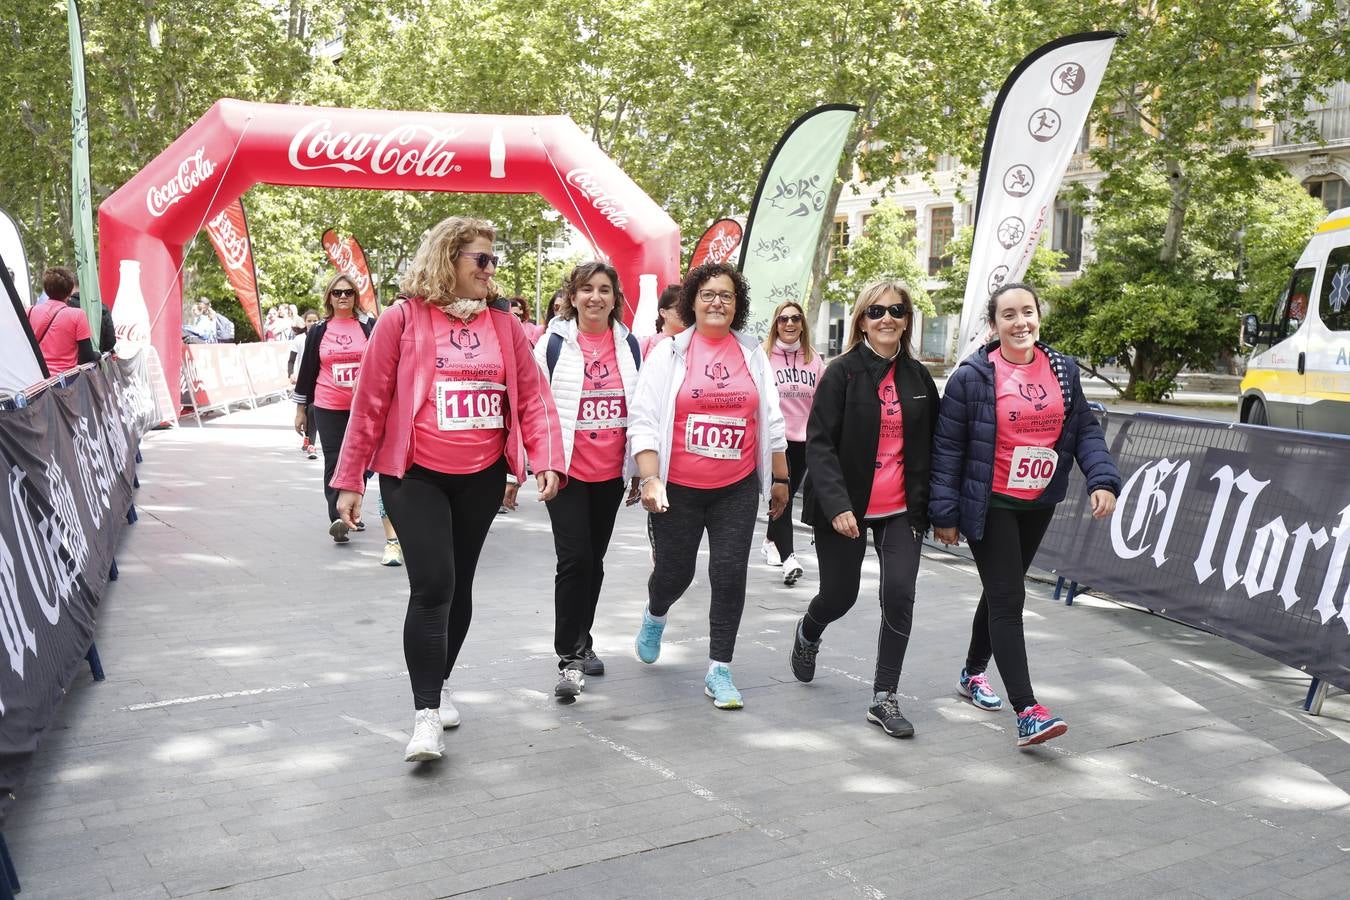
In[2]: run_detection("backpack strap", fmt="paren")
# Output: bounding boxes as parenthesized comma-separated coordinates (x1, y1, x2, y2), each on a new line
(545, 332, 564, 378)
(625, 332, 641, 370)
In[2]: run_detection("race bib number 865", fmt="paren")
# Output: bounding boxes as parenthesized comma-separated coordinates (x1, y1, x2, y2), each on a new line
(436, 380, 505, 431)
(685, 413, 747, 460)
(578, 389, 627, 430)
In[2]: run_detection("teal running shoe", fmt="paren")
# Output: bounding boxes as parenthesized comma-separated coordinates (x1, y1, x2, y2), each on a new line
(635, 608, 666, 664)
(1016, 704, 1068, 747)
(704, 664, 743, 709)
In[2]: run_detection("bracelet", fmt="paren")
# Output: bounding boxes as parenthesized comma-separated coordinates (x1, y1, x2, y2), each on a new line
(505, 474, 519, 485)
(638, 475, 660, 490)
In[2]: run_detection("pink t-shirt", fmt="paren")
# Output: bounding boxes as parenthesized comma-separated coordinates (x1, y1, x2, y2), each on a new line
(865, 364, 908, 519)
(28, 300, 92, 374)
(314, 317, 369, 410)
(567, 330, 628, 483)
(413, 310, 508, 475)
(523, 322, 545, 346)
(641, 332, 673, 359)
(769, 342, 823, 442)
(668, 332, 758, 490)
(991, 348, 1065, 501)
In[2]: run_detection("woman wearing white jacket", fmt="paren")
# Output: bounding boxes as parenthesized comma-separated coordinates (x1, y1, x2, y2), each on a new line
(534, 261, 643, 700)
(628, 262, 789, 709)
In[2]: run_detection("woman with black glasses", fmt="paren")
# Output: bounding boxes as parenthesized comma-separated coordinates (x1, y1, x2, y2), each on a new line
(292, 274, 374, 542)
(792, 281, 939, 738)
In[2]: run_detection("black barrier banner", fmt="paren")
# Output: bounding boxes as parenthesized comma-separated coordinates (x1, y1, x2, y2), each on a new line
(0, 360, 138, 826)
(1038, 413, 1350, 693)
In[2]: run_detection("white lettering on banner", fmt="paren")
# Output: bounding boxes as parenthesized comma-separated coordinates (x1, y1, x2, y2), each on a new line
(0, 531, 36, 694)
(72, 417, 113, 528)
(8, 467, 79, 626)
(44, 454, 90, 577)
(1110, 458, 1350, 629)
(564, 169, 632, 229)
(288, 119, 465, 177)
(706, 226, 740, 264)
(324, 239, 372, 292)
(206, 210, 250, 270)
(146, 148, 216, 217)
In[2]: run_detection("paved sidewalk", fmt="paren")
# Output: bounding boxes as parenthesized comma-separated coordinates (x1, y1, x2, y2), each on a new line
(5, 400, 1348, 899)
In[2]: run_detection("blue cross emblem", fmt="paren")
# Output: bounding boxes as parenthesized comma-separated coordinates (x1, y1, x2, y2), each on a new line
(1331, 264, 1350, 313)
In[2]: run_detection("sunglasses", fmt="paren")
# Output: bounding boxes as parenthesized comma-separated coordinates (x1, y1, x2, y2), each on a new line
(864, 303, 909, 320)
(459, 251, 500, 269)
(330, 288, 356, 298)
(777, 314, 803, 324)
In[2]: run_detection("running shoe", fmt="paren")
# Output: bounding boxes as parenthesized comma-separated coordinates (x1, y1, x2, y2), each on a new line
(867, 692, 915, 738)
(555, 663, 585, 698)
(789, 618, 820, 683)
(957, 668, 1004, 711)
(354, 520, 366, 532)
(634, 608, 666, 664)
(404, 709, 444, 761)
(761, 540, 783, 567)
(307, 447, 318, 460)
(704, 664, 743, 709)
(580, 648, 605, 676)
(782, 553, 804, 586)
(329, 519, 350, 544)
(1016, 704, 1068, 747)
(381, 539, 403, 567)
(439, 692, 460, 728)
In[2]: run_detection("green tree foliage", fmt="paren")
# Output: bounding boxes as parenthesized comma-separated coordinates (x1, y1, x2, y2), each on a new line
(825, 202, 933, 315)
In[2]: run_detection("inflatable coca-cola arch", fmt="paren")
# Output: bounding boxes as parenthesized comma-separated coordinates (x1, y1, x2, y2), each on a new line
(98, 99, 681, 397)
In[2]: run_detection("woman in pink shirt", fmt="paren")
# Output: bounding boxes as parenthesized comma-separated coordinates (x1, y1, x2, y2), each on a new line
(290, 275, 373, 541)
(760, 300, 824, 586)
(533, 262, 643, 700)
(27, 267, 98, 376)
(628, 262, 789, 709)
(331, 216, 564, 762)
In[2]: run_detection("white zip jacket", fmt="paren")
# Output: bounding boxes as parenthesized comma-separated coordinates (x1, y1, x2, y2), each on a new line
(628, 327, 787, 498)
(533, 316, 641, 478)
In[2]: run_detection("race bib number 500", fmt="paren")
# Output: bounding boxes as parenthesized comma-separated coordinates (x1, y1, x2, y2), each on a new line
(685, 413, 747, 460)
(331, 362, 360, 388)
(578, 389, 627, 430)
(436, 380, 505, 431)
(1007, 446, 1058, 491)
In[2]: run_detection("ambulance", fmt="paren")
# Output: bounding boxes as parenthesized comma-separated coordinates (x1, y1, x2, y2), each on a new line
(1239, 206, 1350, 433)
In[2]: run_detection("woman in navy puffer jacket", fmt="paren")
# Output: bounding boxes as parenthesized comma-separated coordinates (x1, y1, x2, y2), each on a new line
(930, 283, 1120, 749)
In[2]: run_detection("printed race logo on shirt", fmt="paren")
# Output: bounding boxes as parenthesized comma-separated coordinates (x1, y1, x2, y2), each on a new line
(449, 327, 481, 358)
(704, 362, 732, 389)
(585, 360, 611, 388)
(880, 383, 901, 416)
(685, 413, 747, 459)
(435, 380, 505, 431)
(1018, 382, 1049, 411)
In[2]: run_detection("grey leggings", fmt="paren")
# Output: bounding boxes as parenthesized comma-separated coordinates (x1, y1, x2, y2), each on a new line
(648, 473, 761, 663)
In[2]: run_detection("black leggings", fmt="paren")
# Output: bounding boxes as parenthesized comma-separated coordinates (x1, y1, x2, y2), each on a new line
(380, 460, 506, 710)
(965, 504, 1057, 713)
(648, 474, 760, 663)
(764, 440, 806, 557)
(803, 515, 923, 693)
(303, 403, 317, 446)
(546, 476, 625, 668)
(312, 405, 350, 522)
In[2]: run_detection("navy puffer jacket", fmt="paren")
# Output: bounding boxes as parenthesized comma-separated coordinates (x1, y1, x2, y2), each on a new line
(929, 341, 1121, 541)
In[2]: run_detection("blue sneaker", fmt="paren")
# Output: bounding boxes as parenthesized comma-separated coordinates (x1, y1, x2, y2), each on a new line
(958, 668, 1004, 711)
(704, 665, 743, 709)
(635, 608, 666, 664)
(1016, 704, 1068, 747)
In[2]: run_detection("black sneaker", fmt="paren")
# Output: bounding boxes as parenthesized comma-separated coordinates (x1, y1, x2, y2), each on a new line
(867, 692, 915, 738)
(789, 619, 820, 683)
(555, 663, 585, 698)
(580, 648, 605, 676)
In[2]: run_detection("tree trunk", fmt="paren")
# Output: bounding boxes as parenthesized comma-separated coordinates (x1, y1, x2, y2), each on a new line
(1159, 157, 1189, 264)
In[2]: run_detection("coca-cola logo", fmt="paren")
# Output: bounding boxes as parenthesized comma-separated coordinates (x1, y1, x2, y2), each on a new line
(146, 148, 216, 217)
(206, 210, 250, 271)
(565, 168, 631, 229)
(323, 238, 372, 292)
(289, 118, 465, 178)
(706, 226, 740, 263)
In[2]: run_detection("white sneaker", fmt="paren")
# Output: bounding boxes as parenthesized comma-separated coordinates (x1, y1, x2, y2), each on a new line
(761, 540, 783, 567)
(783, 553, 804, 586)
(404, 709, 444, 761)
(439, 692, 460, 728)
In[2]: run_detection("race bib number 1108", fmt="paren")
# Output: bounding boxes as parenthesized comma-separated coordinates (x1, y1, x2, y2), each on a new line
(436, 380, 505, 431)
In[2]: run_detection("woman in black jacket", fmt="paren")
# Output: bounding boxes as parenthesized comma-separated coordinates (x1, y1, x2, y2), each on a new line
(792, 281, 939, 738)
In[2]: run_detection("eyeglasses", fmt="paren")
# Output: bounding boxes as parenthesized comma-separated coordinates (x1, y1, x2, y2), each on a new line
(864, 303, 909, 320)
(776, 314, 803, 324)
(459, 251, 500, 269)
(696, 290, 735, 305)
(330, 288, 356, 298)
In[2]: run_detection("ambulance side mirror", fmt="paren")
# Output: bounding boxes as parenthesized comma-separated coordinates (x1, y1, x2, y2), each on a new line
(1240, 313, 1260, 348)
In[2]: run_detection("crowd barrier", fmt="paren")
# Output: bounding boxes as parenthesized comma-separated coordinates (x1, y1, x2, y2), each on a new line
(180, 341, 292, 424)
(0, 358, 141, 841)
(1037, 412, 1350, 695)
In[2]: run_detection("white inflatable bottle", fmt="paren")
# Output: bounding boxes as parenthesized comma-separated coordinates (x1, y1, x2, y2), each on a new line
(112, 259, 152, 359)
(630, 273, 659, 338)
(489, 126, 506, 179)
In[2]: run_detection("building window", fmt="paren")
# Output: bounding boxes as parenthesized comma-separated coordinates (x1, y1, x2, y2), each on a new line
(1305, 175, 1349, 214)
(829, 216, 850, 266)
(1052, 199, 1083, 271)
(1075, 123, 1091, 154)
(928, 206, 953, 275)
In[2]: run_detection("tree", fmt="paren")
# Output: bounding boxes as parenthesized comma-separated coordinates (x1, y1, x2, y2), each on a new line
(931, 225, 1064, 317)
(824, 202, 933, 315)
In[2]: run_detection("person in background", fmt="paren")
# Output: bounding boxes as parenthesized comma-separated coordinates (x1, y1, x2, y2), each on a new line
(790, 281, 939, 738)
(289, 309, 321, 459)
(930, 282, 1121, 748)
(628, 262, 789, 710)
(69, 280, 116, 354)
(759, 299, 822, 586)
(291, 275, 374, 542)
(27, 266, 98, 374)
(640, 284, 684, 359)
(509, 295, 546, 346)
